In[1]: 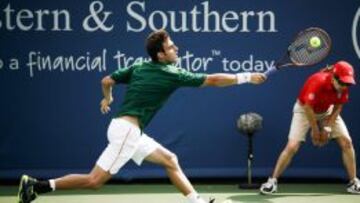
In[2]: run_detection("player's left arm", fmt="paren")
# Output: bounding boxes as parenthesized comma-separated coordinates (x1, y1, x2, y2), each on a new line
(99, 65, 135, 114)
(202, 73, 266, 87)
(100, 76, 116, 114)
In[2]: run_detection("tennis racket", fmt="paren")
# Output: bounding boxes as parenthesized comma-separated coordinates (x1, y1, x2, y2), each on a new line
(265, 27, 332, 76)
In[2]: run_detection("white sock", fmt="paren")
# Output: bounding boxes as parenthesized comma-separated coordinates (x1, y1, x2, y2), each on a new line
(49, 179, 56, 191)
(186, 192, 206, 203)
(269, 177, 277, 183)
(351, 177, 359, 184)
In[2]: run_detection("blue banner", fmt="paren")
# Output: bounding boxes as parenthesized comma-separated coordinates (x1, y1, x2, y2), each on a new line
(1, 0, 359, 180)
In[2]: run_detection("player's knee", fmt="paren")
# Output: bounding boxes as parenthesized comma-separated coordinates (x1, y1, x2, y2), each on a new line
(164, 153, 179, 170)
(87, 175, 104, 190)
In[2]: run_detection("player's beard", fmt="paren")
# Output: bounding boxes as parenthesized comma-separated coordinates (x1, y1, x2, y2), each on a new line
(166, 53, 178, 64)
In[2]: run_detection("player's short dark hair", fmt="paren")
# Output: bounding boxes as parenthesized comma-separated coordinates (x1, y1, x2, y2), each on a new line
(146, 30, 169, 62)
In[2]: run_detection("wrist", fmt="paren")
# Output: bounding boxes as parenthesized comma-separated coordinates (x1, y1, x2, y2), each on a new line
(105, 96, 113, 102)
(236, 73, 252, 84)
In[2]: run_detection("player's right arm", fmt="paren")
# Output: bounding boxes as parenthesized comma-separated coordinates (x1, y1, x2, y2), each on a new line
(174, 67, 265, 88)
(202, 73, 266, 87)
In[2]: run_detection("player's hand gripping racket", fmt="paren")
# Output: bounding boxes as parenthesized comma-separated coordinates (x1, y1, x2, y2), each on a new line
(265, 27, 332, 76)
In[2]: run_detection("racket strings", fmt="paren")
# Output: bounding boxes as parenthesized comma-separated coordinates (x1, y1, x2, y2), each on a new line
(290, 29, 331, 66)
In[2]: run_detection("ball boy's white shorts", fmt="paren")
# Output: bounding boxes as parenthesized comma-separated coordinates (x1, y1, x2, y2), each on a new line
(288, 101, 351, 142)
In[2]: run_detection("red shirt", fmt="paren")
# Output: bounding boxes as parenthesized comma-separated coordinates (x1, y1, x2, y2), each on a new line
(298, 71, 349, 113)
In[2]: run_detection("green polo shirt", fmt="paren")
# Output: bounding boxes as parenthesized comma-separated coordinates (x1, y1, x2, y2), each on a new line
(110, 61, 206, 129)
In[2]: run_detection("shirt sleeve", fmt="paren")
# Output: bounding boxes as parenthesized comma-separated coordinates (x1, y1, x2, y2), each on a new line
(298, 77, 322, 106)
(176, 68, 207, 87)
(110, 65, 135, 84)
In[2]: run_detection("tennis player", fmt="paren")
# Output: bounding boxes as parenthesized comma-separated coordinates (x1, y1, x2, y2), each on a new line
(18, 29, 266, 203)
(260, 61, 360, 194)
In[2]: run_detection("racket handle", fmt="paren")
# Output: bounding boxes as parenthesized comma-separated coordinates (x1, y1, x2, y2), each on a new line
(264, 66, 278, 76)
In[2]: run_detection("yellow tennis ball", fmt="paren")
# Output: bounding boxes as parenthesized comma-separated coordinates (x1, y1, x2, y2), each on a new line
(309, 36, 321, 48)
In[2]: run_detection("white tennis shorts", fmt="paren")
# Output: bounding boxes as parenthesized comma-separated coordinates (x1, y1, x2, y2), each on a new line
(288, 101, 351, 142)
(96, 118, 161, 174)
